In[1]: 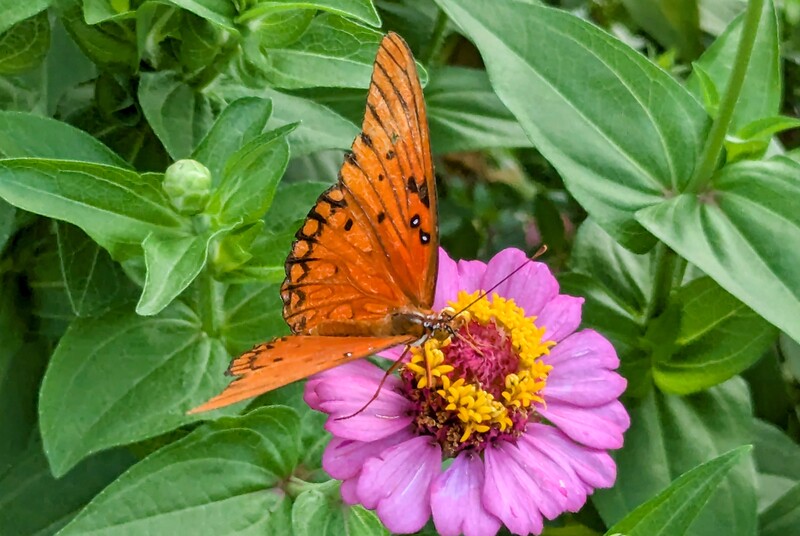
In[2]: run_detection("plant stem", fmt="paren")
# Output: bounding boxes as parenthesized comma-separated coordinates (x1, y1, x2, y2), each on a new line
(644, 243, 679, 322)
(198, 268, 223, 336)
(423, 9, 449, 65)
(685, 0, 764, 193)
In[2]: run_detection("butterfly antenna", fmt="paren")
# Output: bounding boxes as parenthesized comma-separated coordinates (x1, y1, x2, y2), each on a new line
(452, 245, 548, 317)
(335, 345, 411, 421)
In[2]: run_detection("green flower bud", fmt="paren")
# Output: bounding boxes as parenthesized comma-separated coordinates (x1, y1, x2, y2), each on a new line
(163, 159, 212, 215)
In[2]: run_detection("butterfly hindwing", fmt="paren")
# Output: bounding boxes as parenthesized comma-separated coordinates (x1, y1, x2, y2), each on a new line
(281, 32, 437, 335)
(188, 334, 413, 413)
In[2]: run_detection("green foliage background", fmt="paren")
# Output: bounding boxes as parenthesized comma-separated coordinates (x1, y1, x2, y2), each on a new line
(0, 0, 799, 534)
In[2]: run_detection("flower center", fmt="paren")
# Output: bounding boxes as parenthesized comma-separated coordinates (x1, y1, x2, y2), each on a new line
(401, 290, 555, 457)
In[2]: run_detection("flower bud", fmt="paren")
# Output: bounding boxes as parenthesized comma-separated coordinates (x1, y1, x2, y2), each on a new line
(163, 159, 212, 215)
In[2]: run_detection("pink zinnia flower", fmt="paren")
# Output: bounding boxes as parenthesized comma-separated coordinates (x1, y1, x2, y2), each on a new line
(304, 247, 630, 536)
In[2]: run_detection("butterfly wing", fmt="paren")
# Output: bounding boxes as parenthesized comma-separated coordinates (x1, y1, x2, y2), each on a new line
(281, 32, 438, 335)
(188, 335, 413, 413)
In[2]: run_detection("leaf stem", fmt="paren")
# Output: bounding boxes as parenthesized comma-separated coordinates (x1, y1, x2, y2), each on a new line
(685, 0, 764, 193)
(198, 268, 223, 336)
(423, 9, 450, 65)
(644, 243, 679, 322)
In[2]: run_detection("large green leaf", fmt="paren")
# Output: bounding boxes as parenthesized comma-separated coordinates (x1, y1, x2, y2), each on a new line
(687, 0, 780, 131)
(240, 0, 381, 27)
(604, 446, 752, 536)
(0, 0, 51, 34)
(206, 124, 295, 225)
(0, 11, 51, 75)
(58, 407, 300, 535)
(593, 378, 757, 535)
(653, 277, 777, 394)
(435, 0, 708, 252)
(0, 111, 128, 166)
(0, 159, 187, 258)
(220, 282, 286, 355)
(426, 66, 531, 154)
(138, 71, 215, 160)
(161, 0, 237, 30)
(752, 419, 800, 518)
(0, 442, 134, 536)
(619, 0, 701, 60)
(192, 97, 273, 184)
(38, 302, 232, 476)
(760, 483, 800, 536)
(261, 14, 383, 89)
(56, 222, 138, 317)
(292, 480, 389, 536)
(636, 157, 800, 345)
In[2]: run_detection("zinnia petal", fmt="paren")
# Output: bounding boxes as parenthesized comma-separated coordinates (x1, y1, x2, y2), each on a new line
(316, 377, 413, 441)
(524, 424, 617, 489)
(305, 360, 396, 409)
(434, 247, 462, 310)
(536, 295, 584, 342)
(457, 258, 487, 294)
(538, 399, 630, 450)
(481, 248, 558, 316)
(323, 429, 415, 480)
(482, 443, 545, 535)
(544, 329, 620, 369)
(430, 452, 501, 536)
(357, 436, 441, 533)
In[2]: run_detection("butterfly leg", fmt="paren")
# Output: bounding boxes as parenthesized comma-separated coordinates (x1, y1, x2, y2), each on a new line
(336, 345, 412, 420)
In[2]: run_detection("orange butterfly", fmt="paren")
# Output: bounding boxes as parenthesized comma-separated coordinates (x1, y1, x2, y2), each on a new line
(190, 32, 450, 413)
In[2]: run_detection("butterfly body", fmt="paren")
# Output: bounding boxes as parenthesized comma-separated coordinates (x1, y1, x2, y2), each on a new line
(190, 32, 442, 414)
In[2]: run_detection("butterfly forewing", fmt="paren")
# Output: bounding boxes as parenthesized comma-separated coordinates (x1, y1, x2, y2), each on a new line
(281, 32, 438, 335)
(189, 335, 413, 413)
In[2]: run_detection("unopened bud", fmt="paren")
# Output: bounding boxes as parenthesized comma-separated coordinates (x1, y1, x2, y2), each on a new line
(163, 159, 212, 215)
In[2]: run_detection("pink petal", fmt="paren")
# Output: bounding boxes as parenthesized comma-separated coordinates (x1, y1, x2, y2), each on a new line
(482, 444, 545, 535)
(375, 345, 408, 362)
(544, 368, 627, 407)
(480, 248, 558, 316)
(457, 259, 487, 295)
(340, 477, 360, 505)
(539, 399, 630, 450)
(434, 247, 462, 311)
(305, 360, 396, 409)
(357, 436, 441, 533)
(431, 452, 501, 536)
(524, 424, 617, 489)
(316, 377, 413, 441)
(544, 330, 620, 369)
(517, 431, 588, 512)
(323, 429, 415, 480)
(536, 295, 583, 342)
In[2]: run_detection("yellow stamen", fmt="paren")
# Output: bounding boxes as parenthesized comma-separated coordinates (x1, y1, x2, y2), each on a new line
(406, 338, 453, 389)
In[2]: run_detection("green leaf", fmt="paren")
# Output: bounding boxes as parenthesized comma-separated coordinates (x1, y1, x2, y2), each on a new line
(139, 71, 215, 160)
(58, 407, 299, 535)
(0, 0, 51, 34)
(687, 0, 780, 131)
(426, 66, 531, 154)
(57, 0, 138, 72)
(260, 14, 384, 89)
(56, 222, 138, 316)
(559, 219, 653, 396)
(690, 63, 720, 117)
(619, 0, 701, 59)
(160, 0, 237, 31)
(752, 419, 800, 514)
(605, 445, 752, 536)
(0, 198, 17, 256)
(240, 0, 381, 27)
(178, 12, 225, 73)
(653, 277, 777, 394)
(137, 232, 212, 316)
(636, 157, 800, 345)
(435, 0, 708, 252)
(192, 97, 272, 183)
(292, 480, 389, 536)
(0, 11, 51, 75)
(0, 159, 187, 258)
(39, 302, 232, 476)
(220, 282, 286, 354)
(0, 111, 128, 166)
(207, 123, 295, 226)
(0, 442, 134, 536)
(83, 0, 135, 24)
(760, 482, 800, 536)
(593, 378, 757, 536)
(725, 115, 800, 162)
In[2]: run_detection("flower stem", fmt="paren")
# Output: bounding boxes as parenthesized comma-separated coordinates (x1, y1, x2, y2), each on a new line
(644, 243, 679, 322)
(685, 0, 764, 193)
(197, 268, 223, 336)
(423, 9, 449, 65)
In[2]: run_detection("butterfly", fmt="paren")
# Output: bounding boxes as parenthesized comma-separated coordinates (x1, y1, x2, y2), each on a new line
(190, 32, 449, 414)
